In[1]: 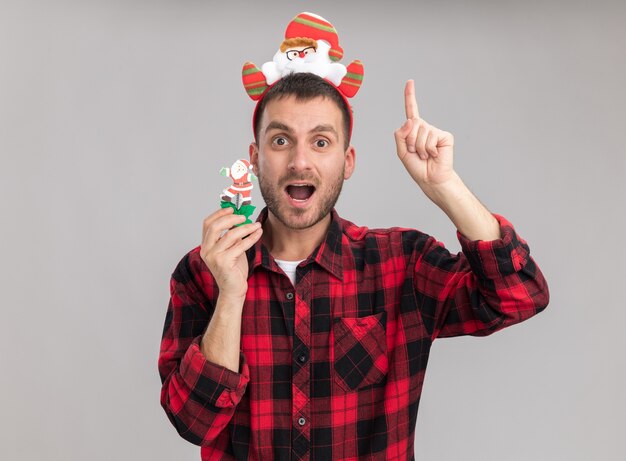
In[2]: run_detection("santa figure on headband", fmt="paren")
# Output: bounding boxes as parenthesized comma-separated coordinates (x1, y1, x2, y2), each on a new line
(261, 16, 347, 86)
(242, 12, 364, 100)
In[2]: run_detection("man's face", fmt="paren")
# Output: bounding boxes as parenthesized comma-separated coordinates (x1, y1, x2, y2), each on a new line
(250, 95, 355, 231)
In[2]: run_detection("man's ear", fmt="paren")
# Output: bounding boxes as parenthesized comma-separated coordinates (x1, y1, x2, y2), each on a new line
(249, 142, 259, 175)
(343, 145, 356, 180)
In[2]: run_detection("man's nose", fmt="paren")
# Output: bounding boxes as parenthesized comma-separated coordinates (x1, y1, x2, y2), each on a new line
(288, 143, 312, 171)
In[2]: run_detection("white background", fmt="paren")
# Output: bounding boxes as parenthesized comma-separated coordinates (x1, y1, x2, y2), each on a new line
(1, 0, 624, 459)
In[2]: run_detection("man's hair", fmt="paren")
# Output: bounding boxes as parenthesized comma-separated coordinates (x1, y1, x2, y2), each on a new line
(253, 73, 352, 149)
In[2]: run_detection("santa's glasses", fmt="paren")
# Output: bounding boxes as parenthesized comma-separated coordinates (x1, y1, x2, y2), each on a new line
(285, 46, 316, 60)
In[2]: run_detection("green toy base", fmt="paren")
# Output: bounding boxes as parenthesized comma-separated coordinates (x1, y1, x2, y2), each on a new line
(220, 201, 256, 225)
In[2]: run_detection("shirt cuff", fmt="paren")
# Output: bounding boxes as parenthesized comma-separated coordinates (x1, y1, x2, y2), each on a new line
(457, 214, 530, 279)
(179, 336, 250, 408)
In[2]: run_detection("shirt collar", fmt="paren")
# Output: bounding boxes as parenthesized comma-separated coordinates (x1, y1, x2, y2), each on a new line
(247, 207, 344, 281)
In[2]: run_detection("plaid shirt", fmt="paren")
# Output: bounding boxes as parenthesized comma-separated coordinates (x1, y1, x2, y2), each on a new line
(159, 209, 549, 460)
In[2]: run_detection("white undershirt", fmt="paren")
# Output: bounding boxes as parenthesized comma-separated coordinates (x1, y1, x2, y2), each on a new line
(274, 259, 305, 286)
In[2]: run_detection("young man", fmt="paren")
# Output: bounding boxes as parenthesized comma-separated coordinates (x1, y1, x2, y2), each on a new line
(158, 72, 549, 460)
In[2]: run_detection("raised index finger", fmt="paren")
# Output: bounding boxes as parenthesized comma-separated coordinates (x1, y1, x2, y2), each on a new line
(404, 79, 420, 119)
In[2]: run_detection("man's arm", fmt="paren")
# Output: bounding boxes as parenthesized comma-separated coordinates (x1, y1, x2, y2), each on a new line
(158, 207, 262, 446)
(198, 207, 262, 371)
(394, 79, 500, 241)
(405, 216, 549, 339)
(394, 80, 548, 338)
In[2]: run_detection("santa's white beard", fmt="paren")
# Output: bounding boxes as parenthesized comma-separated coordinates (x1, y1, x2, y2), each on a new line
(283, 57, 314, 73)
(262, 41, 347, 86)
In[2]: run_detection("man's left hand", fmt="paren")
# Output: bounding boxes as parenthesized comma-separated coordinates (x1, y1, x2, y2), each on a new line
(394, 79, 456, 198)
(394, 79, 501, 241)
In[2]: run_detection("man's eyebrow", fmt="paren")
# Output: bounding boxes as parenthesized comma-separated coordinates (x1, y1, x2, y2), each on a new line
(264, 121, 338, 139)
(311, 124, 338, 139)
(265, 121, 293, 134)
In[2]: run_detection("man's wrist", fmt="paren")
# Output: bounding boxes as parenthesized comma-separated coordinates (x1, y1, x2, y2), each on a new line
(420, 172, 500, 241)
(215, 292, 246, 314)
(420, 171, 465, 211)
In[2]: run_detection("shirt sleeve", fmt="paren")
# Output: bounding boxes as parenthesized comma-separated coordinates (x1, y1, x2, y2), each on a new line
(158, 250, 249, 447)
(413, 214, 549, 340)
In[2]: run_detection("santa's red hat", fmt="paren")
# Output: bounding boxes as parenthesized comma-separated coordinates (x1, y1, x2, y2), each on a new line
(234, 159, 250, 166)
(284, 12, 344, 62)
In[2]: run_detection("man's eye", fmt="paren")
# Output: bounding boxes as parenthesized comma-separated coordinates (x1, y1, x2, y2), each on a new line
(273, 137, 288, 146)
(315, 139, 328, 148)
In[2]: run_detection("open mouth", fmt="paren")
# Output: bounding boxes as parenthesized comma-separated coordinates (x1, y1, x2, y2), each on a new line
(286, 184, 316, 202)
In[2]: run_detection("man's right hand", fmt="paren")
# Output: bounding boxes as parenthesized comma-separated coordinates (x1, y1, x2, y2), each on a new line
(200, 207, 263, 302)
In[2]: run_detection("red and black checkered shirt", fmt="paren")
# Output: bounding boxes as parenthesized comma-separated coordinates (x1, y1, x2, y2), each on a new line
(159, 209, 549, 460)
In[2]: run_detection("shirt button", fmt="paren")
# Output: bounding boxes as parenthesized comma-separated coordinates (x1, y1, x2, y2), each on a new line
(286, 292, 294, 300)
(298, 354, 307, 363)
(298, 417, 306, 426)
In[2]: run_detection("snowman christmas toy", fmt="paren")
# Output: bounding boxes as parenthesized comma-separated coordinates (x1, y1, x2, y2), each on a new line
(242, 12, 364, 100)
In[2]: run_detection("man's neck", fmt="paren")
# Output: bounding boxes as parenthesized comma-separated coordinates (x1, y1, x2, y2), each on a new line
(262, 212, 331, 261)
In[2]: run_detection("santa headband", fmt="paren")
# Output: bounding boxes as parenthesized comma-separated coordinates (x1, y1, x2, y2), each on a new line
(242, 12, 364, 139)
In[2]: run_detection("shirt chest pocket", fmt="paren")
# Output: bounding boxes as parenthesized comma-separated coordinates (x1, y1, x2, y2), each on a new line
(333, 311, 388, 392)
